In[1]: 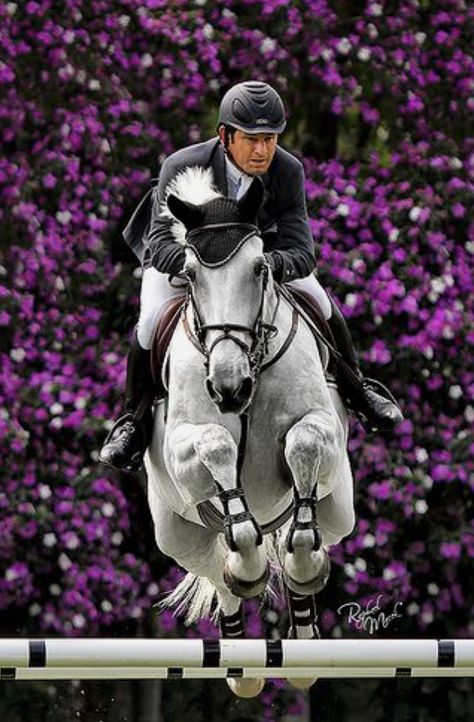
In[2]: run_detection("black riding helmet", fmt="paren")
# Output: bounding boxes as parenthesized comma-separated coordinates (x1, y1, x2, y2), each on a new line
(217, 81, 287, 135)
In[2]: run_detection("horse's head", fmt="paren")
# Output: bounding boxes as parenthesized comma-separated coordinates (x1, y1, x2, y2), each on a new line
(167, 176, 271, 414)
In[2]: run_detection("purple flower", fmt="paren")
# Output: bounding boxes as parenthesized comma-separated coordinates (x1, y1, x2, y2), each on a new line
(440, 543, 461, 560)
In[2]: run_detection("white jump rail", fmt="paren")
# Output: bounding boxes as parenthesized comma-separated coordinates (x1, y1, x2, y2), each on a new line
(0, 639, 473, 681)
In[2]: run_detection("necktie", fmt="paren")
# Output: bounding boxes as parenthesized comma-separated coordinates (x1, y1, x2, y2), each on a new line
(232, 176, 242, 200)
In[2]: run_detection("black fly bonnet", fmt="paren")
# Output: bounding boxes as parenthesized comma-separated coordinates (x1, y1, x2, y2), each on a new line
(182, 197, 260, 266)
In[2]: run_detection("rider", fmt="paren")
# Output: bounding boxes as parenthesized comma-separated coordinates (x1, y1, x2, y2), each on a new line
(99, 81, 403, 472)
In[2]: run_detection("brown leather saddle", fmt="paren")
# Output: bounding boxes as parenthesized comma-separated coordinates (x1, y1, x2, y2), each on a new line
(149, 287, 336, 390)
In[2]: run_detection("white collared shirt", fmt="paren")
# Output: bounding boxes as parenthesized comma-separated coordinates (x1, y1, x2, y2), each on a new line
(225, 155, 254, 200)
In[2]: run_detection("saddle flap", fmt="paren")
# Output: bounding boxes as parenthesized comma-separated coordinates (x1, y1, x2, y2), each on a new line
(150, 297, 186, 386)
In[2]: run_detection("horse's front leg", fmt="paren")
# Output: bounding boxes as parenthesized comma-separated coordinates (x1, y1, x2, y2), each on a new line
(166, 421, 268, 598)
(282, 409, 341, 595)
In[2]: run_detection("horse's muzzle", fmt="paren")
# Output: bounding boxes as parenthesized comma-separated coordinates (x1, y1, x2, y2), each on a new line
(206, 376, 254, 414)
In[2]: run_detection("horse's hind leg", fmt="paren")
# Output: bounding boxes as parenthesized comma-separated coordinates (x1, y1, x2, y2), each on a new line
(219, 604, 265, 698)
(286, 586, 320, 640)
(282, 410, 340, 594)
(285, 585, 320, 690)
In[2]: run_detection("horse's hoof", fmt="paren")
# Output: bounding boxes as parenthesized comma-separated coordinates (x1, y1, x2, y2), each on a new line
(227, 677, 265, 698)
(289, 676, 318, 690)
(223, 563, 270, 599)
(284, 551, 331, 595)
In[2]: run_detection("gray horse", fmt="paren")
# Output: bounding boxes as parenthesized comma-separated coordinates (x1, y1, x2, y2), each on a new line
(145, 167, 355, 697)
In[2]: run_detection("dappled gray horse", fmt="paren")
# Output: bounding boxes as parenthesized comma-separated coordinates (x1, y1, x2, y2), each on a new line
(145, 168, 354, 697)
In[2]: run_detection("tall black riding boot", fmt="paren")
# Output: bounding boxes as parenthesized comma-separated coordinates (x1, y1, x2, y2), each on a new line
(99, 330, 156, 472)
(327, 299, 403, 433)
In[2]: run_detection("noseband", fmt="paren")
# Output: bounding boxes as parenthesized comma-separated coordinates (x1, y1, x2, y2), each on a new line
(181, 223, 279, 377)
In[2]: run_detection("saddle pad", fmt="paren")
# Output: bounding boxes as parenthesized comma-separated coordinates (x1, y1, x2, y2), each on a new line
(150, 297, 185, 386)
(287, 287, 334, 344)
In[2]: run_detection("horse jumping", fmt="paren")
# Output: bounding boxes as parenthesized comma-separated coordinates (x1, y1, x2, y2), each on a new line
(144, 168, 355, 697)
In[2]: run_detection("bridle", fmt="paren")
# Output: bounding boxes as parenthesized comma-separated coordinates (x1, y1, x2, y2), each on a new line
(181, 222, 281, 380)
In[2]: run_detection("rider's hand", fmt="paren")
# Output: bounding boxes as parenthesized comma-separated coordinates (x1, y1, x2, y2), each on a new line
(264, 252, 283, 283)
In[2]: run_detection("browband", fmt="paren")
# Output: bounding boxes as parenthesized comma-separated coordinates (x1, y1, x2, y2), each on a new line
(185, 222, 260, 241)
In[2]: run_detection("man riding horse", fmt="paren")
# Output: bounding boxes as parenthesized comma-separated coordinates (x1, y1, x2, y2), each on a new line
(99, 81, 403, 472)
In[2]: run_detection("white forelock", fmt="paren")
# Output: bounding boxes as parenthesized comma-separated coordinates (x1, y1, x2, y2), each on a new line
(160, 166, 222, 245)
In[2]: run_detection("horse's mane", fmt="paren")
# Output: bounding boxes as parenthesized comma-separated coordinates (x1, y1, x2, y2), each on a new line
(160, 167, 222, 245)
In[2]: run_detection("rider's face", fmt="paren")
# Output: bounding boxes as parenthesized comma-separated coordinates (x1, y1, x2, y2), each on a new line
(220, 128, 278, 175)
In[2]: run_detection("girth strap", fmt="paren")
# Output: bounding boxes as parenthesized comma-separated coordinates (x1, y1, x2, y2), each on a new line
(197, 498, 294, 536)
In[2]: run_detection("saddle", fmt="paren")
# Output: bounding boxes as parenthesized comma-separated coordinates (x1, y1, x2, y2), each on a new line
(149, 287, 336, 391)
(150, 296, 186, 389)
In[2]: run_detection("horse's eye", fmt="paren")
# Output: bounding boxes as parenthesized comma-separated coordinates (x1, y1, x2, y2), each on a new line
(184, 267, 196, 282)
(254, 261, 266, 277)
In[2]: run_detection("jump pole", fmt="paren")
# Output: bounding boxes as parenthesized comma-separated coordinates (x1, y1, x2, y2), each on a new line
(1, 639, 473, 681)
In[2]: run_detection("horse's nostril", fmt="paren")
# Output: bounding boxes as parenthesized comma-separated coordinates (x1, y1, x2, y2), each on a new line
(206, 375, 254, 413)
(239, 376, 253, 401)
(206, 378, 222, 403)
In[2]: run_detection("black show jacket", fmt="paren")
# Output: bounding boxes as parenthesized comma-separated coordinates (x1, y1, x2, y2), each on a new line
(122, 137, 315, 283)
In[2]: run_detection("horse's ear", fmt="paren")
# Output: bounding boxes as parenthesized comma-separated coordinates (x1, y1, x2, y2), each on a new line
(167, 194, 203, 229)
(238, 177, 264, 221)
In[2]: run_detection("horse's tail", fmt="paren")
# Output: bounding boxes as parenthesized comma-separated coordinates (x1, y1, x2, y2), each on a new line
(158, 573, 220, 626)
(157, 535, 284, 626)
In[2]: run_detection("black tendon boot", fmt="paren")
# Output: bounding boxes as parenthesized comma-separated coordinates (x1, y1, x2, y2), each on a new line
(220, 606, 245, 639)
(327, 299, 404, 433)
(99, 331, 156, 472)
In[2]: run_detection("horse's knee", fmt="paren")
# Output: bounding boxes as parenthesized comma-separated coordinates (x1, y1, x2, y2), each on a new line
(195, 425, 237, 470)
(285, 417, 338, 470)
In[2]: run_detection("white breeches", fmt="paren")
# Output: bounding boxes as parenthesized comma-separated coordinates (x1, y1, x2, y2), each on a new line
(288, 273, 332, 320)
(137, 267, 332, 350)
(136, 268, 186, 350)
